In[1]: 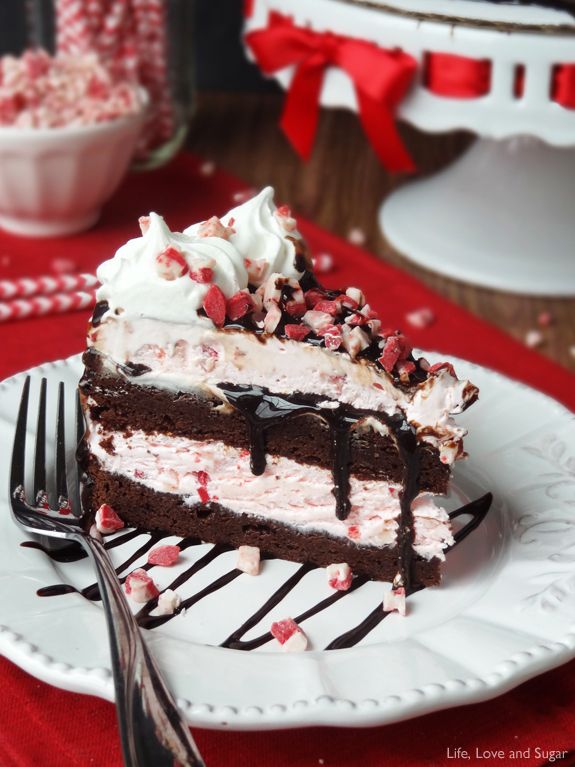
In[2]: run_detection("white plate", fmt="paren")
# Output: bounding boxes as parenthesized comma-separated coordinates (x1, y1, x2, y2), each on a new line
(0, 354, 574, 730)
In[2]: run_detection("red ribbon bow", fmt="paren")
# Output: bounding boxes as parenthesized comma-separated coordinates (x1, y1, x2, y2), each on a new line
(245, 13, 417, 172)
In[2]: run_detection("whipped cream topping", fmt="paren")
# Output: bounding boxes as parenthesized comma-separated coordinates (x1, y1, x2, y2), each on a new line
(185, 187, 305, 285)
(96, 187, 304, 325)
(87, 425, 454, 560)
(96, 212, 246, 324)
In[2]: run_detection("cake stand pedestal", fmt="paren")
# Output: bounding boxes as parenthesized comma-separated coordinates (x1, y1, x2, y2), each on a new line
(381, 137, 575, 295)
(245, 0, 575, 296)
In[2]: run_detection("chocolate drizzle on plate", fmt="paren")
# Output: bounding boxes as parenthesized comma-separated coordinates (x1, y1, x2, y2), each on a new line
(22, 494, 492, 650)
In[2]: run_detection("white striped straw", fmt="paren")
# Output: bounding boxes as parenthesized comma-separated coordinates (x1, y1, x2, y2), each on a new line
(0, 289, 97, 323)
(0, 273, 98, 301)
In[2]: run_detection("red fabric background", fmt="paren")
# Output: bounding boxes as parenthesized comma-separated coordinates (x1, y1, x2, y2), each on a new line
(0, 153, 573, 767)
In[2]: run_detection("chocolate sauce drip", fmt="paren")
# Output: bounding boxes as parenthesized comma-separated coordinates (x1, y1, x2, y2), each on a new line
(394, 421, 421, 593)
(90, 300, 109, 327)
(24, 494, 492, 649)
(216, 384, 417, 535)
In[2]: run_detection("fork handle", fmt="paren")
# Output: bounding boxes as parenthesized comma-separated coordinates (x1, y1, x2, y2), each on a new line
(74, 533, 206, 767)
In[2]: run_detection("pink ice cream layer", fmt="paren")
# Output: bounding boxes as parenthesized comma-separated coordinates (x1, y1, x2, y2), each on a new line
(87, 426, 454, 561)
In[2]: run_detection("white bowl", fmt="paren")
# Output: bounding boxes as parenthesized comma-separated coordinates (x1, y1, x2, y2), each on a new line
(0, 103, 146, 238)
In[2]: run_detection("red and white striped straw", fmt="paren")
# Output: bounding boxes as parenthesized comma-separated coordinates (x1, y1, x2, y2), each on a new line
(0, 289, 97, 323)
(0, 273, 98, 301)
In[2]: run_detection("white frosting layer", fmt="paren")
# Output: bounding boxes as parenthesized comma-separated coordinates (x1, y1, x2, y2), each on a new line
(90, 319, 468, 461)
(86, 426, 454, 560)
(185, 187, 305, 285)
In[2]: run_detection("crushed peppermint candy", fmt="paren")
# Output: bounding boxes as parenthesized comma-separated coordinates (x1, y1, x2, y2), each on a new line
(124, 569, 159, 603)
(199, 160, 216, 177)
(156, 589, 181, 616)
(405, 307, 436, 330)
(525, 329, 544, 348)
(236, 545, 261, 576)
(147, 545, 181, 567)
(537, 311, 553, 328)
(156, 245, 188, 281)
(313, 253, 334, 274)
(270, 618, 308, 651)
(326, 563, 353, 591)
(197, 216, 234, 240)
(383, 586, 406, 616)
(274, 204, 297, 232)
(0, 49, 142, 129)
(203, 285, 226, 327)
(95, 503, 125, 535)
(347, 227, 366, 246)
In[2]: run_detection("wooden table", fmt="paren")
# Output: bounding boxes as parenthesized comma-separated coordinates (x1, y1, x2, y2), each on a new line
(188, 92, 575, 373)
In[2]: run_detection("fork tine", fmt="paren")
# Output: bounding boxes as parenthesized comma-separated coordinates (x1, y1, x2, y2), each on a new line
(33, 378, 47, 505)
(10, 376, 31, 494)
(55, 381, 68, 508)
(72, 390, 85, 515)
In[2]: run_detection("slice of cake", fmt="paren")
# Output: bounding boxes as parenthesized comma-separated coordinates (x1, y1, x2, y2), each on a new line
(79, 187, 478, 595)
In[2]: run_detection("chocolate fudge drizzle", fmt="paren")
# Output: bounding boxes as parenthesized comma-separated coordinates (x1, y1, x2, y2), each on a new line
(217, 383, 421, 590)
(22, 493, 492, 649)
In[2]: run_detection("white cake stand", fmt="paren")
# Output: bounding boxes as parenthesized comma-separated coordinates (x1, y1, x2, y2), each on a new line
(245, 0, 575, 295)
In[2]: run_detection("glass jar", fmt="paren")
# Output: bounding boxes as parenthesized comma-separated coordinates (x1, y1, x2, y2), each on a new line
(4, 0, 195, 169)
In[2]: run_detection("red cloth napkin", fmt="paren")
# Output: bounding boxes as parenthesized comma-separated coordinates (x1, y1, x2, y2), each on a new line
(0, 153, 573, 767)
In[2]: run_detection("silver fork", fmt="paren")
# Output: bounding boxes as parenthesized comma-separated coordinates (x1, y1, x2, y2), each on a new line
(9, 377, 206, 767)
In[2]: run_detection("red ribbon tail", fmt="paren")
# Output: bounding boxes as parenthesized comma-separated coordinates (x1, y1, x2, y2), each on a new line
(280, 56, 326, 161)
(357, 91, 415, 173)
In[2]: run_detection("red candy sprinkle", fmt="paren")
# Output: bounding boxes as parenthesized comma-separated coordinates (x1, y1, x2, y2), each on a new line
(95, 503, 125, 535)
(195, 470, 211, 504)
(227, 291, 253, 321)
(313, 253, 334, 274)
(156, 245, 188, 281)
(189, 267, 214, 284)
(270, 618, 298, 644)
(148, 545, 181, 567)
(379, 338, 401, 373)
(347, 525, 360, 540)
(318, 324, 342, 350)
(203, 285, 226, 327)
(313, 300, 339, 316)
(285, 300, 307, 317)
(428, 361, 456, 377)
(304, 289, 326, 309)
(405, 307, 435, 330)
(270, 618, 308, 651)
(327, 563, 353, 591)
(197, 487, 210, 504)
(284, 324, 311, 341)
(124, 569, 160, 603)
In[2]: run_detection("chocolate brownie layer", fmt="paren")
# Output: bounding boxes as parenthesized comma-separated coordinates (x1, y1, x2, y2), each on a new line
(82, 456, 441, 586)
(81, 350, 450, 492)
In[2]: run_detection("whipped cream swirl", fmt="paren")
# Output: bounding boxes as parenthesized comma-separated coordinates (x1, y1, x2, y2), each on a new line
(186, 187, 305, 285)
(96, 187, 304, 324)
